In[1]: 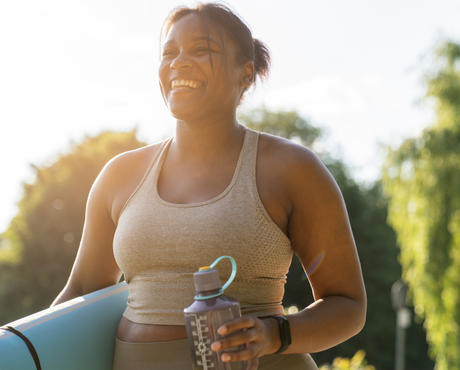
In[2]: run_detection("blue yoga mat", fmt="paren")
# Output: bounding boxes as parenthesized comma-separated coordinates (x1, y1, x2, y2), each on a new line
(0, 282, 128, 370)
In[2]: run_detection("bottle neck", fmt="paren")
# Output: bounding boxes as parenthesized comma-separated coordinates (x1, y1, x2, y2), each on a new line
(195, 288, 222, 300)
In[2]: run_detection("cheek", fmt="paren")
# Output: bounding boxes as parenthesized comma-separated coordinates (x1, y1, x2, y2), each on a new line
(158, 64, 170, 93)
(158, 63, 167, 83)
(220, 58, 241, 87)
(211, 63, 233, 88)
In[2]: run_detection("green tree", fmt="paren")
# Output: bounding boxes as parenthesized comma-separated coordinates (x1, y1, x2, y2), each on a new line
(0, 130, 146, 324)
(382, 40, 460, 369)
(319, 349, 375, 370)
(239, 107, 321, 148)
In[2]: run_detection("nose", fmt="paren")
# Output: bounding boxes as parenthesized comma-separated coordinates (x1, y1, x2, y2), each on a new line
(170, 51, 192, 70)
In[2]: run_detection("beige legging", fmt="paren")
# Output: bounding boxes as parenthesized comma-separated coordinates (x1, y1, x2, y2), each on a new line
(112, 337, 318, 370)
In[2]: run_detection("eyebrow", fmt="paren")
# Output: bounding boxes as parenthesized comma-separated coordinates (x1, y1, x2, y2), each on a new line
(193, 36, 222, 46)
(163, 36, 222, 48)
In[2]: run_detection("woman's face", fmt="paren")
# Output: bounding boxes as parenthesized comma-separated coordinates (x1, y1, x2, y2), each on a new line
(159, 13, 249, 121)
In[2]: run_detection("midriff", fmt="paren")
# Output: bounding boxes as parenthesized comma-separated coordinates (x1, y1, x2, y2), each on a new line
(116, 316, 187, 342)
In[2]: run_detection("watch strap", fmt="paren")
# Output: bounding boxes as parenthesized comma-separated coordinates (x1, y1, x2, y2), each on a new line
(259, 315, 292, 354)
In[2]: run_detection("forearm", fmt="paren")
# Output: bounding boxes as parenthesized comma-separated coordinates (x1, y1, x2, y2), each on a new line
(50, 284, 82, 307)
(281, 295, 366, 355)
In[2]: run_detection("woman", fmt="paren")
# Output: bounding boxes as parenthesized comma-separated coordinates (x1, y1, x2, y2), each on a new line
(52, 3, 366, 369)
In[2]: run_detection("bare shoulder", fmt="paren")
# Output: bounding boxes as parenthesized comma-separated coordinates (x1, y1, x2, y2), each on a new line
(258, 130, 320, 165)
(93, 140, 166, 224)
(101, 141, 163, 181)
(257, 131, 334, 194)
(257, 130, 345, 235)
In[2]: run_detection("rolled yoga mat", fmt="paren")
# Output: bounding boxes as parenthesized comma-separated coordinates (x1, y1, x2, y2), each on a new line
(0, 282, 128, 370)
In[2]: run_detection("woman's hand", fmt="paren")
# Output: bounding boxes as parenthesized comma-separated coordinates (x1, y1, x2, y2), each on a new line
(211, 316, 280, 369)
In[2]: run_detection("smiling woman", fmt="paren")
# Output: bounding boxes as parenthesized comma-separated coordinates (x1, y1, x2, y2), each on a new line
(50, 2, 366, 370)
(157, 6, 269, 122)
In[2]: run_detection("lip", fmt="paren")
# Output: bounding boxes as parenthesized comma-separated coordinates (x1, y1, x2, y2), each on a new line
(172, 86, 196, 90)
(170, 86, 201, 94)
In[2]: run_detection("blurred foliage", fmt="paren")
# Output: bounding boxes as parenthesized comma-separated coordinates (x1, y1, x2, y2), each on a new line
(0, 130, 145, 324)
(238, 107, 321, 148)
(243, 108, 433, 369)
(382, 40, 460, 370)
(319, 349, 375, 370)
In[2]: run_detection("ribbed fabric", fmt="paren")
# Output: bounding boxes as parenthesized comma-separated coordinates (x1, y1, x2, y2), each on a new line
(113, 127, 294, 325)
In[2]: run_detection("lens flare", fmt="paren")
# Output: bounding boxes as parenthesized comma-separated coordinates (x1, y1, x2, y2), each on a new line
(306, 251, 325, 277)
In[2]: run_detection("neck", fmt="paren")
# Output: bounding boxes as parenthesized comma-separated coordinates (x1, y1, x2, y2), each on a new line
(171, 114, 245, 164)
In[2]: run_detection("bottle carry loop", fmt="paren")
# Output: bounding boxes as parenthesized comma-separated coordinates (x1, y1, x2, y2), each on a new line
(194, 255, 237, 300)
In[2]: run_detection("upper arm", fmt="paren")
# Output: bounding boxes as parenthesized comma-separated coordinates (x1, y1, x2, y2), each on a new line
(286, 147, 366, 305)
(65, 155, 125, 295)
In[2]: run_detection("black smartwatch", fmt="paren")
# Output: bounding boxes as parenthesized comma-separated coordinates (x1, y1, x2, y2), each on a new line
(260, 315, 292, 354)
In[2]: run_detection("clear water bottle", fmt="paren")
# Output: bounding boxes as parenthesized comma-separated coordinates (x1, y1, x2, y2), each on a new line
(184, 256, 248, 370)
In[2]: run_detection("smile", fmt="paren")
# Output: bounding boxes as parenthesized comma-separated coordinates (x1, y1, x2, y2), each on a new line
(171, 79, 202, 89)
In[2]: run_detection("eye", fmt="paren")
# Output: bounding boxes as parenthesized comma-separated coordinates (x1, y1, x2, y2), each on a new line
(161, 48, 176, 58)
(194, 47, 211, 54)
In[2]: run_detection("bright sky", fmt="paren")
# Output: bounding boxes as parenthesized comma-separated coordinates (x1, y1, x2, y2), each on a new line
(1, 0, 459, 233)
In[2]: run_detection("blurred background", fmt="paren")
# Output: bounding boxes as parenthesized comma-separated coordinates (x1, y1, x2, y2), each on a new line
(1, 1, 460, 369)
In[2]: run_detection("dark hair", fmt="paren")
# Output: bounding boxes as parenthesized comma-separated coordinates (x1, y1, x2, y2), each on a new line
(160, 2, 271, 95)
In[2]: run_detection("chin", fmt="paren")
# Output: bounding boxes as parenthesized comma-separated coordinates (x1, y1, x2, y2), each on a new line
(168, 103, 201, 121)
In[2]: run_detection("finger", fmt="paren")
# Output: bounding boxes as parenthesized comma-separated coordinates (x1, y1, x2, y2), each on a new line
(212, 329, 258, 351)
(221, 343, 261, 362)
(218, 316, 257, 335)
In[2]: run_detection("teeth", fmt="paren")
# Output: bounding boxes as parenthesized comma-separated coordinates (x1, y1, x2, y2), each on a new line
(171, 79, 200, 89)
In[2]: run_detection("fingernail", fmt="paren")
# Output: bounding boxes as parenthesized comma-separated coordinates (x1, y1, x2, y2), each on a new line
(218, 326, 227, 335)
(222, 353, 231, 362)
(211, 342, 221, 351)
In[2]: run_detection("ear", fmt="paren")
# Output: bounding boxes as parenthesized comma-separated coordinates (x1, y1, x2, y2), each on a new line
(240, 61, 255, 88)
